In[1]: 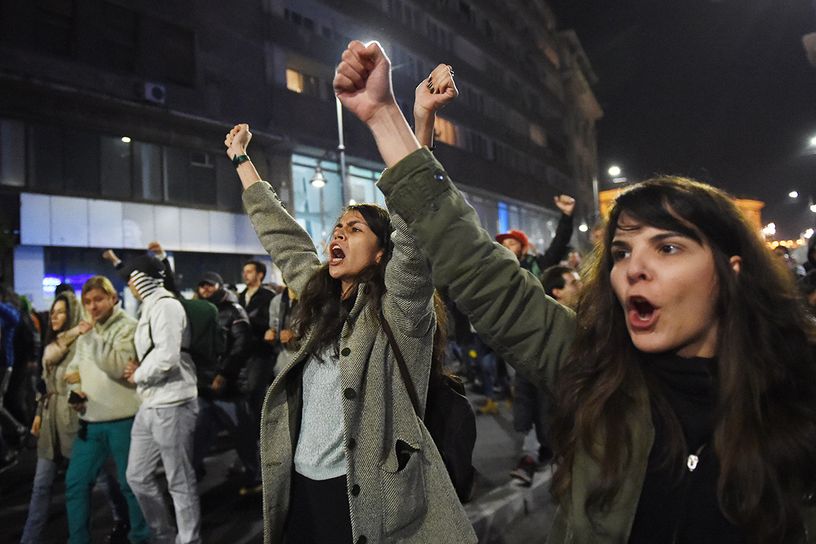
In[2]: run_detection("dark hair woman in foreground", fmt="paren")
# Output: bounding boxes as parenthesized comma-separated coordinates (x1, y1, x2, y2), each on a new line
(333, 40, 816, 543)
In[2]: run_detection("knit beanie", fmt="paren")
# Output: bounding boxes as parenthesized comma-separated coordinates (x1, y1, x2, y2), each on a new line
(120, 255, 165, 299)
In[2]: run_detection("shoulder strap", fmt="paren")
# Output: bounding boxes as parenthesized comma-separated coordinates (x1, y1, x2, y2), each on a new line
(141, 295, 180, 362)
(379, 311, 422, 419)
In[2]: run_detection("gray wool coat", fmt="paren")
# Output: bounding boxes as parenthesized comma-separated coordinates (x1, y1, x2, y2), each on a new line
(242, 181, 477, 544)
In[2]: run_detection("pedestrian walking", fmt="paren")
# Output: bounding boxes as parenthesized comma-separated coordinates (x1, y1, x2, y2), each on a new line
(120, 256, 201, 544)
(63, 276, 149, 544)
(20, 292, 82, 543)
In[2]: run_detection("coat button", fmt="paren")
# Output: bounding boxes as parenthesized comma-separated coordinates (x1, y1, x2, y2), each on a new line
(341, 347, 351, 356)
(433, 170, 445, 182)
(344, 388, 356, 400)
(348, 437, 356, 449)
(351, 484, 360, 496)
(356, 537, 367, 544)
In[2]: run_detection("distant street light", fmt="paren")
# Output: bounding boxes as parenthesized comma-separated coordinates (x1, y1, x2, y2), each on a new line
(310, 166, 326, 188)
(789, 190, 799, 199)
(810, 135, 816, 148)
(762, 222, 777, 237)
(578, 222, 589, 233)
(608, 165, 622, 177)
(810, 203, 816, 213)
(121, 136, 131, 144)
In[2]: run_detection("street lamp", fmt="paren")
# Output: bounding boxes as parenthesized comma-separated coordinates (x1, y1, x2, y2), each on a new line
(310, 166, 326, 189)
(310, 165, 327, 238)
(608, 165, 621, 177)
(809, 135, 816, 148)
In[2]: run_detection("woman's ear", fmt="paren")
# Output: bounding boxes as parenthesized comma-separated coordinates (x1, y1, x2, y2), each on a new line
(375, 249, 384, 265)
(729, 255, 742, 274)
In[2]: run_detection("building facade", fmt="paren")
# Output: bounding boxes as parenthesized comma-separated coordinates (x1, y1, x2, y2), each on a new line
(0, 0, 600, 310)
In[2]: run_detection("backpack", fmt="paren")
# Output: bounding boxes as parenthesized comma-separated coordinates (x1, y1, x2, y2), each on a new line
(379, 313, 477, 503)
(147, 297, 226, 368)
(177, 298, 226, 368)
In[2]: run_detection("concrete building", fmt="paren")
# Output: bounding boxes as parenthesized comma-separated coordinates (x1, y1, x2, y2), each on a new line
(0, 0, 600, 310)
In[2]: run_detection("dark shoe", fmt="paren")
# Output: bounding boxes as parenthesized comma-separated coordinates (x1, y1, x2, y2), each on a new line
(510, 455, 536, 487)
(106, 520, 130, 544)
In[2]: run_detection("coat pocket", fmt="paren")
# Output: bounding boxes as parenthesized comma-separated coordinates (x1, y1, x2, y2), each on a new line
(380, 439, 428, 536)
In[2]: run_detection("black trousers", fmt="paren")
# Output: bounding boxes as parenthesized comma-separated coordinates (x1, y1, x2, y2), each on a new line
(285, 471, 353, 544)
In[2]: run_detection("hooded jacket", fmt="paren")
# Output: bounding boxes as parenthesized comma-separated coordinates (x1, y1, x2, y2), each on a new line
(132, 287, 197, 407)
(37, 292, 82, 460)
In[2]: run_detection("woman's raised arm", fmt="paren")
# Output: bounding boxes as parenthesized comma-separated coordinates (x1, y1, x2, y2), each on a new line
(226, 124, 321, 297)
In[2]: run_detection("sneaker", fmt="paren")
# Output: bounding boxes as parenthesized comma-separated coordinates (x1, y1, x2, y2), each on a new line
(510, 455, 536, 487)
(477, 398, 499, 415)
(106, 520, 130, 544)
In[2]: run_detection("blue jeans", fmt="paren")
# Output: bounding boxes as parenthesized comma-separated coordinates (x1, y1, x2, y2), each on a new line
(20, 456, 59, 543)
(21, 456, 129, 543)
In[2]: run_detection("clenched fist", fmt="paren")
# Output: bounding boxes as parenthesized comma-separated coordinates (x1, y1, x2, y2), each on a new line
(225, 124, 252, 160)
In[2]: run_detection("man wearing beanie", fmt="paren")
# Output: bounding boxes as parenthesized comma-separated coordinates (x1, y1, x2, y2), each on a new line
(119, 255, 201, 544)
(192, 271, 259, 495)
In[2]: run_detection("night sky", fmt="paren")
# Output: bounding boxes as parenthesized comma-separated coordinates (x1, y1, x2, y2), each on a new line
(550, 0, 816, 239)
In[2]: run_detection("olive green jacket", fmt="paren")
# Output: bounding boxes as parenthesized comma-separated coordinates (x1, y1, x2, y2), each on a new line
(377, 148, 816, 543)
(242, 181, 477, 544)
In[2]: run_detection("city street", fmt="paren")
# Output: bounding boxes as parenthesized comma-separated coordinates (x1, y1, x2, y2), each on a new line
(0, 393, 556, 543)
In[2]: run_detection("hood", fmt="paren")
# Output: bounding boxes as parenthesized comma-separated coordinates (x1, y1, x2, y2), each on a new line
(54, 291, 82, 330)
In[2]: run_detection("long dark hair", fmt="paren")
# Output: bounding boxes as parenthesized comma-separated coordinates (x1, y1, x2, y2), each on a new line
(294, 204, 393, 356)
(551, 176, 816, 542)
(44, 292, 79, 345)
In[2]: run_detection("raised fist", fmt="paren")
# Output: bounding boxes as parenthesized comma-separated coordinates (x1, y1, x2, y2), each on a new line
(224, 124, 252, 160)
(415, 64, 458, 118)
(554, 195, 575, 217)
(333, 41, 397, 124)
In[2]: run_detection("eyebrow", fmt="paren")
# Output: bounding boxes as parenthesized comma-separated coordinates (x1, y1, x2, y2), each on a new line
(612, 231, 699, 246)
(335, 220, 367, 228)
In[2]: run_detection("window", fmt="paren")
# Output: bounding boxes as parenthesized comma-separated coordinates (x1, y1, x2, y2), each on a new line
(93, 1, 138, 73)
(133, 142, 162, 201)
(142, 17, 196, 86)
(164, 147, 216, 207)
(0, 119, 25, 187)
(434, 116, 458, 146)
(286, 68, 321, 97)
(100, 135, 132, 198)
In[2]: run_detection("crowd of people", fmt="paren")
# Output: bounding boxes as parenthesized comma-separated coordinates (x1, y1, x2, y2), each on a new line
(2, 41, 816, 544)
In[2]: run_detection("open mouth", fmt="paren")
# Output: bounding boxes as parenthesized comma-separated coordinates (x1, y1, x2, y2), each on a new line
(627, 296, 658, 329)
(329, 244, 346, 266)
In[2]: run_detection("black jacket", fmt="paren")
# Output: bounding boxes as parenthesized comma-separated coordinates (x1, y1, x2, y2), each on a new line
(203, 288, 252, 395)
(238, 286, 276, 357)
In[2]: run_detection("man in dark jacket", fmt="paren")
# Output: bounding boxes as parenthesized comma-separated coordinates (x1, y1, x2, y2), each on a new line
(498, 197, 576, 486)
(192, 272, 261, 494)
(237, 260, 276, 417)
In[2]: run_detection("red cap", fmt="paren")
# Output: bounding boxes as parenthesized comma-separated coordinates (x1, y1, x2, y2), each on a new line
(495, 229, 529, 248)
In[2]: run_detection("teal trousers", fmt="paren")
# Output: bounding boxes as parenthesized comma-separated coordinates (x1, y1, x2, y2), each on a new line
(65, 418, 150, 544)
